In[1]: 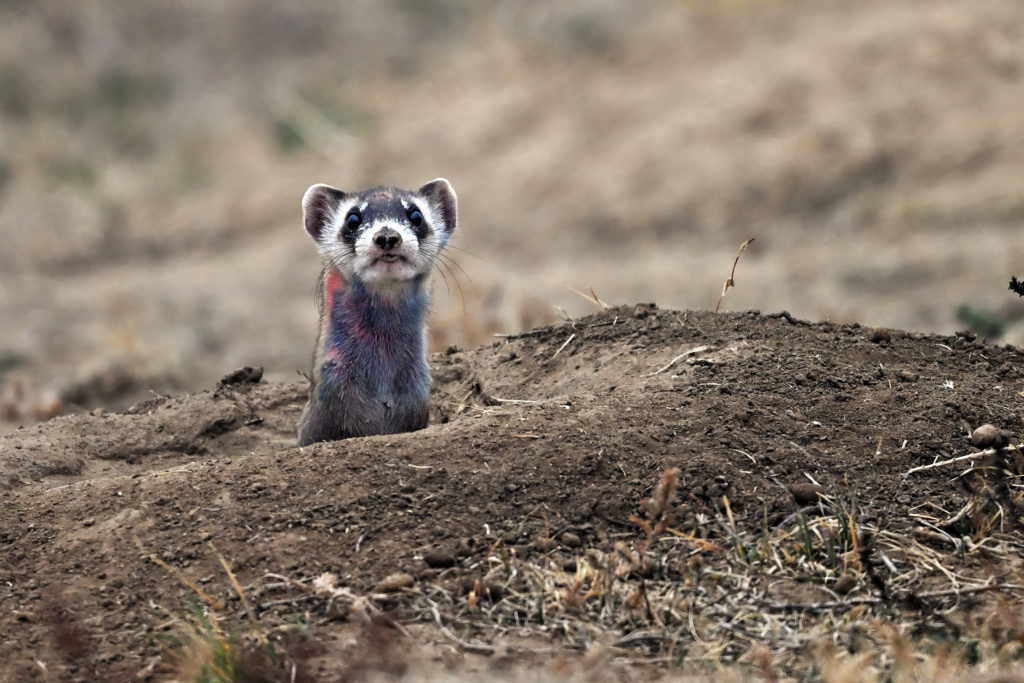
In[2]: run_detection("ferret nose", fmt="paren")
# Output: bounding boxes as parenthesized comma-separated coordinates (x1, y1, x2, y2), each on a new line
(374, 228, 402, 251)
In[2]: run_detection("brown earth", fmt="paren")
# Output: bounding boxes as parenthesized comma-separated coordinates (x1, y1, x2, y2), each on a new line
(3, 305, 1024, 680)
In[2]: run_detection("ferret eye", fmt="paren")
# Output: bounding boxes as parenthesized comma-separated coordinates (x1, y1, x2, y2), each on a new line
(408, 209, 423, 227)
(344, 212, 362, 231)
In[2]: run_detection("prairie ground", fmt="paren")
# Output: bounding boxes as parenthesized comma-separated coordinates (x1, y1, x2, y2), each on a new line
(3, 1, 1024, 680)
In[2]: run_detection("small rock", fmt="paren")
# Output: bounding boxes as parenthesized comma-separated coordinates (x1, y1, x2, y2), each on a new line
(790, 483, 823, 505)
(218, 366, 263, 386)
(866, 327, 891, 343)
(82, 518, 95, 527)
(972, 424, 1009, 450)
(423, 548, 457, 568)
(561, 531, 582, 548)
(375, 572, 415, 593)
(794, 373, 807, 386)
(534, 537, 555, 553)
(834, 574, 858, 594)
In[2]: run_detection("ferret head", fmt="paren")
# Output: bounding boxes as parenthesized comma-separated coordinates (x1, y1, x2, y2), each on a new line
(302, 179, 457, 290)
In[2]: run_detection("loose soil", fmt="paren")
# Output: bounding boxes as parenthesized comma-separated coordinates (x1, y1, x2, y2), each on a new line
(3, 305, 1024, 680)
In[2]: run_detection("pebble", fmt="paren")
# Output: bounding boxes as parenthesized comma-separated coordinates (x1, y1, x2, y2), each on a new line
(972, 423, 1010, 450)
(375, 572, 415, 593)
(218, 366, 263, 386)
(422, 548, 457, 568)
(535, 537, 555, 552)
(834, 574, 858, 594)
(561, 531, 582, 548)
(866, 327, 891, 343)
(790, 483, 823, 505)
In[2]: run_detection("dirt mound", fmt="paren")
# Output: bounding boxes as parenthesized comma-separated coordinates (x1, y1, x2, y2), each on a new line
(3, 305, 1024, 679)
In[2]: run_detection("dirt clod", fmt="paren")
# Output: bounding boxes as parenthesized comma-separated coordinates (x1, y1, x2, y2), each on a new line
(834, 574, 858, 594)
(422, 549, 458, 569)
(218, 366, 264, 386)
(790, 483, 824, 505)
(866, 327, 891, 343)
(972, 423, 1009, 450)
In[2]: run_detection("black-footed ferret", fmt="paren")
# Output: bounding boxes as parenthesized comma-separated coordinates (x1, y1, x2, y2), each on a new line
(296, 179, 457, 446)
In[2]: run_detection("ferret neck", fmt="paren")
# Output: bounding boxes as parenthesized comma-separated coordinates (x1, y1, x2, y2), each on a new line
(320, 268, 429, 349)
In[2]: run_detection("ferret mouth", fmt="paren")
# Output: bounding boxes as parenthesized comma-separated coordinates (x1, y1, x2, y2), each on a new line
(375, 254, 406, 264)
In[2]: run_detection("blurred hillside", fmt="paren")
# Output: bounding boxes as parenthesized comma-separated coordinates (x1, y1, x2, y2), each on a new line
(1, 0, 1023, 423)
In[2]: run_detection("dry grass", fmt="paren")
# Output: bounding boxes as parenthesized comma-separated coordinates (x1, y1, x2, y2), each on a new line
(132, 460, 1024, 682)
(134, 538, 319, 683)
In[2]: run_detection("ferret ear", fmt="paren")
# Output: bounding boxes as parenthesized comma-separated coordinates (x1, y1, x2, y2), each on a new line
(417, 178, 457, 234)
(302, 184, 348, 242)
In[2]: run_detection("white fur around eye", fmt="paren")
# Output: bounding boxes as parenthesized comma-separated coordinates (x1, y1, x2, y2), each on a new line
(417, 200, 445, 236)
(315, 198, 359, 253)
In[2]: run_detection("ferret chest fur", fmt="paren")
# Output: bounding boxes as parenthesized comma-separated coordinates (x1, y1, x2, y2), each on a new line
(314, 270, 430, 431)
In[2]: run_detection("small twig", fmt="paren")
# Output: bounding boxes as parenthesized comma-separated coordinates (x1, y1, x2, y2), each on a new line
(568, 286, 611, 309)
(258, 594, 320, 610)
(210, 543, 263, 642)
(432, 606, 495, 656)
(613, 630, 671, 648)
(552, 333, 576, 358)
(904, 444, 1023, 475)
(937, 501, 974, 529)
(715, 238, 755, 313)
(918, 583, 1024, 599)
(492, 398, 539, 404)
(645, 346, 710, 376)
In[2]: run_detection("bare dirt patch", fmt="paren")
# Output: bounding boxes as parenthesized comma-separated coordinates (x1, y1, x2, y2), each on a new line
(4, 306, 1024, 680)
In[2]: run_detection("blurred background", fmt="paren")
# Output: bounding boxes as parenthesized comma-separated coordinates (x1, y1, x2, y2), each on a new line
(1, 0, 1023, 426)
